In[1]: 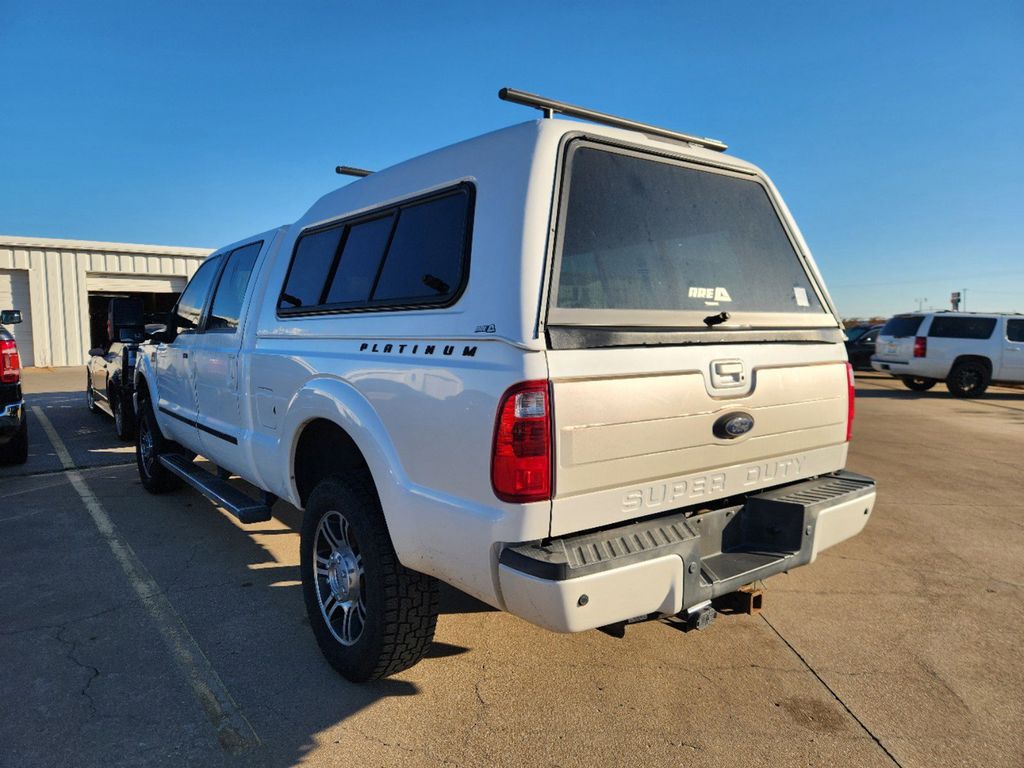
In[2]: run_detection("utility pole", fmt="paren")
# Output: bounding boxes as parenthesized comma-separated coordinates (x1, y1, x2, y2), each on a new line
(962, 288, 967, 312)
(915, 297, 927, 311)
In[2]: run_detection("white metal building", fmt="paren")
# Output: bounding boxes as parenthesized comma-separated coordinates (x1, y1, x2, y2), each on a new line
(0, 235, 212, 367)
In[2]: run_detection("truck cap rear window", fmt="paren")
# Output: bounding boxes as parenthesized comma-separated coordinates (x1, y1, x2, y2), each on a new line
(549, 143, 828, 327)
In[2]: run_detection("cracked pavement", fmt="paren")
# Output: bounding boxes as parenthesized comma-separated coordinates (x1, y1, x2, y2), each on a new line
(1, 367, 1022, 767)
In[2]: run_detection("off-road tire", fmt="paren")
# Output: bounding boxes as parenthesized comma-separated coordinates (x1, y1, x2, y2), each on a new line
(0, 415, 28, 465)
(300, 475, 439, 682)
(901, 377, 936, 392)
(113, 393, 136, 442)
(136, 394, 182, 493)
(946, 361, 990, 398)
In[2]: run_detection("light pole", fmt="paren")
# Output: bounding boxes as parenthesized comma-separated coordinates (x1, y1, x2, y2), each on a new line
(915, 297, 927, 312)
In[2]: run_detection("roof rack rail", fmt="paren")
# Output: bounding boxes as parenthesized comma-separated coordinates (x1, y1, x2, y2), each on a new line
(335, 165, 373, 177)
(498, 87, 728, 153)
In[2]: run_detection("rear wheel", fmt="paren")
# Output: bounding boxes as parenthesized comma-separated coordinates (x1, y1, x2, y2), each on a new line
(901, 377, 936, 392)
(113, 393, 136, 442)
(0, 415, 28, 466)
(136, 395, 181, 493)
(86, 375, 100, 414)
(300, 475, 439, 682)
(946, 361, 990, 398)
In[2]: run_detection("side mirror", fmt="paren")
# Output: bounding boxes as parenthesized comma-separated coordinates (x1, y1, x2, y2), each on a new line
(145, 323, 170, 342)
(0, 309, 23, 325)
(88, 347, 106, 357)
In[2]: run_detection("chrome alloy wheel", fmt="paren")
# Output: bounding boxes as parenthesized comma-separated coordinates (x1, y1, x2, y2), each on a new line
(314, 510, 366, 646)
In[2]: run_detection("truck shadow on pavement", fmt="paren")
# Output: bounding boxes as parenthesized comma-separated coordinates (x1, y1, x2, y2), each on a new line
(72, 461, 500, 767)
(0, 390, 135, 479)
(5, 381, 496, 766)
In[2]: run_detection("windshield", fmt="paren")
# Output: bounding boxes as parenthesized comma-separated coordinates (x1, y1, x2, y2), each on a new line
(551, 144, 827, 324)
(845, 326, 870, 342)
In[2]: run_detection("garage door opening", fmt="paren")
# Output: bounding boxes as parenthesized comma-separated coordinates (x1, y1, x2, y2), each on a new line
(85, 272, 187, 351)
(88, 292, 178, 349)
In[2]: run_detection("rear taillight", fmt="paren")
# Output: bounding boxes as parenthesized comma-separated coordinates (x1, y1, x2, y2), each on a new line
(0, 339, 21, 384)
(913, 336, 927, 358)
(846, 362, 856, 442)
(491, 380, 552, 503)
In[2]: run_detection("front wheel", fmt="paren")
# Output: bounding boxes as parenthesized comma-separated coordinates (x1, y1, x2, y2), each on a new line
(136, 396, 181, 493)
(946, 361, 990, 398)
(901, 377, 937, 392)
(300, 476, 439, 682)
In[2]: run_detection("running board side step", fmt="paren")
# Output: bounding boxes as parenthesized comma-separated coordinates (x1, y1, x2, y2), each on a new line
(158, 454, 273, 524)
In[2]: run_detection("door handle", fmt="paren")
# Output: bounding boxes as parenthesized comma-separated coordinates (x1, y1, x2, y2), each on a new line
(710, 359, 746, 388)
(182, 352, 189, 359)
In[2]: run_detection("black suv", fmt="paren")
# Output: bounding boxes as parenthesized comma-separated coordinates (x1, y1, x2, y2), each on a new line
(0, 309, 28, 465)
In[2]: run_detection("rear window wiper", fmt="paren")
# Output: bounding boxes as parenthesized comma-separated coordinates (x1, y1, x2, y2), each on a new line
(703, 311, 730, 327)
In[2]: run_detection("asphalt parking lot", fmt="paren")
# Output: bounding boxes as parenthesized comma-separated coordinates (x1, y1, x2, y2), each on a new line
(1, 367, 1022, 768)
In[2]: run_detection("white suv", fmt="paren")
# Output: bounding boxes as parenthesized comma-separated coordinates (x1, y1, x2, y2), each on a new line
(134, 89, 876, 681)
(872, 312, 1024, 396)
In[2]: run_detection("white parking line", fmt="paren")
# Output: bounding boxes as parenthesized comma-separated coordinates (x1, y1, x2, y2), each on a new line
(31, 406, 260, 754)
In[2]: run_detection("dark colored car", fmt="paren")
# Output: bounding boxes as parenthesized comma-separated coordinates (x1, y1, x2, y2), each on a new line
(845, 324, 883, 371)
(86, 341, 139, 441)
(0, 309, 28, 465)
(86, 297, 145, 441)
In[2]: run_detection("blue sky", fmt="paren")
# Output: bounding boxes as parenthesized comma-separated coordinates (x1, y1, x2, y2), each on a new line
(1, 1, 1021, 318)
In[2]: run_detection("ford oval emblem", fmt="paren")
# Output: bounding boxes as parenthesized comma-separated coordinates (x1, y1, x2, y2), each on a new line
(713, 412, 754, 439)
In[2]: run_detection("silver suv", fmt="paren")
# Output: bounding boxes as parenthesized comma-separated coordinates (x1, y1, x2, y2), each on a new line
(872, 312, 1024, 396)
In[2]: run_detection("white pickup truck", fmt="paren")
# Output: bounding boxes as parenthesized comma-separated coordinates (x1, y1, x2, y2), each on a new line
(134, 89, 876, 682)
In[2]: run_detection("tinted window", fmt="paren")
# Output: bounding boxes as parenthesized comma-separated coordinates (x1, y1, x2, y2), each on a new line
(881, 315, 924, 338)
(175, 257, 221, 331)
(208, 242, 262, 330)
(861, 331, 878, 344)
(324, 214, 395, 305)
(277, 184, 472, 315)
(555, 146, 824, 315)
(928, 316, 997, 339)
(372, 191, 469, 304)
(845, 326, 870, 342)
(279, 228, 344, 310)
(1008, 319, 1024, 342)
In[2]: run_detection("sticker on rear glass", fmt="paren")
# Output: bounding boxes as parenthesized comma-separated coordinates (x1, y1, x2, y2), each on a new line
(689, 286, 732, 306)
(793, 287, 810, 307)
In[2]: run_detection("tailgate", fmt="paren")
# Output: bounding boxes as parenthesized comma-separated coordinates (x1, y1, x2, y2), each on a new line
(874, 334, 914, 362)
(547, 344, 850, 536)
(874, 315, 925, 362)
